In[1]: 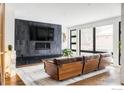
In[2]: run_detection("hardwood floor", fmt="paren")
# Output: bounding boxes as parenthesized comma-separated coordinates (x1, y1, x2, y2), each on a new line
(70, 66, 121, 85)
(2, 65, 121, 85)
(5, 74, 25, 85)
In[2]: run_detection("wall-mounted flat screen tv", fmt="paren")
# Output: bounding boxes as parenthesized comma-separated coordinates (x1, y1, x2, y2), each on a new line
(29, 25, 54, 41)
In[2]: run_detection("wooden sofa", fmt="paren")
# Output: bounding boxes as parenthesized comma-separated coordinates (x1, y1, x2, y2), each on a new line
(44, 53, 112, 80)
(44, 57, 83, 80)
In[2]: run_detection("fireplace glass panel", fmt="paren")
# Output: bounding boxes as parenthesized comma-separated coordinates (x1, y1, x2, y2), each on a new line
(35, 43, 50, 50)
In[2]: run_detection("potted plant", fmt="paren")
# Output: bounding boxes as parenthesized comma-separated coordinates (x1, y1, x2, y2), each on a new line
(63, 48, 73, 57)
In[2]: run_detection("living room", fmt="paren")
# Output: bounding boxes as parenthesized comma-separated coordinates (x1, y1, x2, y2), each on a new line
(1, 3, 124, 86)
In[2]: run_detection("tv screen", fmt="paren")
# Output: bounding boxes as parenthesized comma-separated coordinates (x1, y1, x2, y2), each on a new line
(29, 26, 54, 41)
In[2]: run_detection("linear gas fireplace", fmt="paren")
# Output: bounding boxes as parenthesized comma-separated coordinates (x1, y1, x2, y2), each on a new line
(15, 19, 62, 66)
(35, 43, 50, 50)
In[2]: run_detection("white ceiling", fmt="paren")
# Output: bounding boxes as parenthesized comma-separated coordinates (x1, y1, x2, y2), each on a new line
(12, 3, 121, 26)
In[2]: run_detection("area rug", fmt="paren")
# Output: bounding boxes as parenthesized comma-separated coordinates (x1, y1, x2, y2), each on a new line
(16, 64, 109, 85)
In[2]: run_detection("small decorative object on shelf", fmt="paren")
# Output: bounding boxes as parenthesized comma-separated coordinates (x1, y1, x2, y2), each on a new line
(8, 44, 12, 51)
(63, 32, 66, 42)
(63, 48, 73, 57)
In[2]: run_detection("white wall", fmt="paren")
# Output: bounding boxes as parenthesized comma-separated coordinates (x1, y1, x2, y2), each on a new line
(62, 26, 68, 49)
(68, 16, 121, 66)
(120, 3, 124, 84)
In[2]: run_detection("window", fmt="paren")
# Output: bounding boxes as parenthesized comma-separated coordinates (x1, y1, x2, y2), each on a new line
(96, 25, 113, 52)
(70, 24, 114, 55)
(71, 38, 76, 42)
(70, 30, 77, 51)
(80, 28, 93, 51)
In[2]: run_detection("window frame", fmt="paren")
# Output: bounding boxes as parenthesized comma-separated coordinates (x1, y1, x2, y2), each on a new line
(79, 28, 94, 53)
(70, 29, 77, 52)
(78, 25, 113, 54)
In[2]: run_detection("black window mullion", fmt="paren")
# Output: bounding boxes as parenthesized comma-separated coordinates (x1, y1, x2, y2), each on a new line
(70, 30, 72, 49)
(119, 21, 121, 65)
(70, 29, 77, 51)
(71, 35, 76, 38)
(72, 49, 76, 52)
(71, 42, 76, 44)
(79, 30, 81, 55)
(93, 27, 96, 53)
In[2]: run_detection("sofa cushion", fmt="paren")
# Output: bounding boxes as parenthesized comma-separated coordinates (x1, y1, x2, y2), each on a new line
(83, 54, 100, 61)
(98, 53, 112, 69)
(100, 53, 112, 57)
(53, 56, 83, 65)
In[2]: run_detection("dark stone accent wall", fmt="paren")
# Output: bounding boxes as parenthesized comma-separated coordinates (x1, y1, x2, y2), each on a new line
(15, 19, 62, 66)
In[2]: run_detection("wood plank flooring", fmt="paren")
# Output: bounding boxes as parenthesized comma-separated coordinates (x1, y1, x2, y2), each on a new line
(70, 66, 121, 85)
(2, 65, 121, 85)
(5, 74, 25, 85)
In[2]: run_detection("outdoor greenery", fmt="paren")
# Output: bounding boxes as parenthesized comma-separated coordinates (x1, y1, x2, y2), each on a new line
(63, 48, 73, 57)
